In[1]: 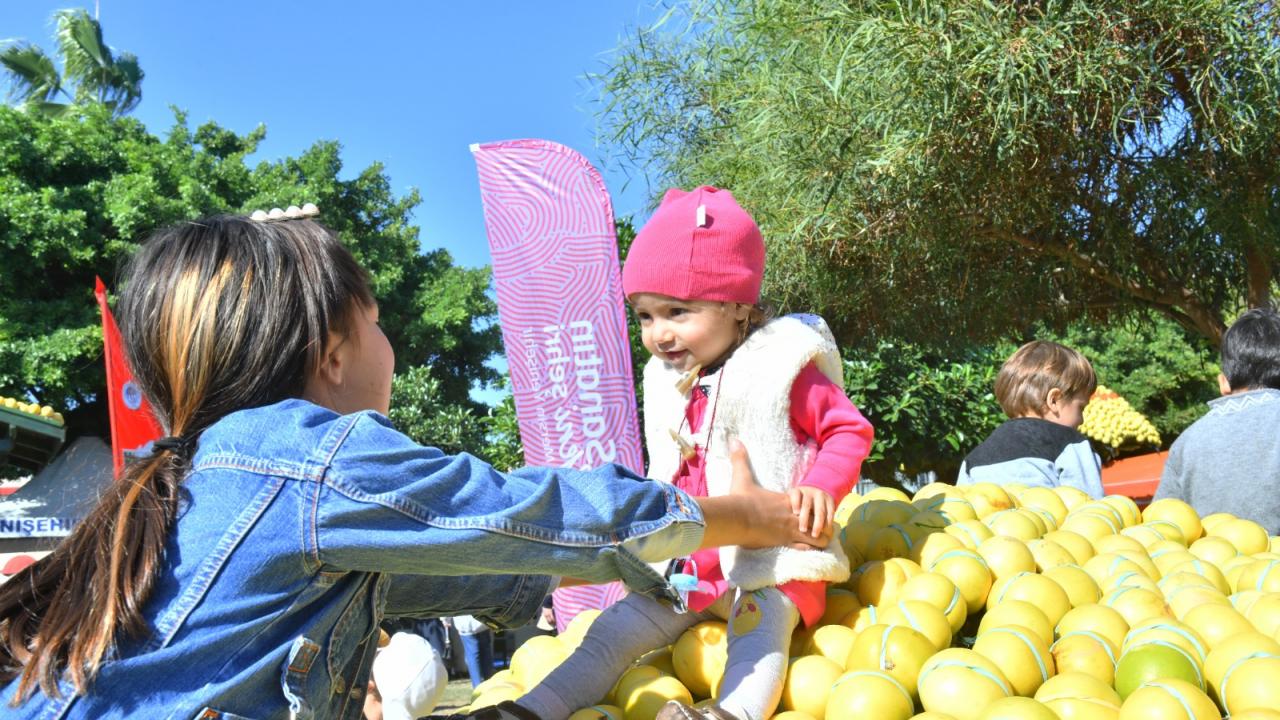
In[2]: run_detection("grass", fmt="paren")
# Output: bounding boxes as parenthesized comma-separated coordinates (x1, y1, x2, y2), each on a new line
(436, 678, 475, 713)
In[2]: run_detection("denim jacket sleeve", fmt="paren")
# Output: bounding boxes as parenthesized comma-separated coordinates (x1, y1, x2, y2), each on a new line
(309, 413, 704, 598)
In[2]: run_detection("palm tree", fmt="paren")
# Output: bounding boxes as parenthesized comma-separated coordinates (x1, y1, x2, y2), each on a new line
(0, 8, 143, 118)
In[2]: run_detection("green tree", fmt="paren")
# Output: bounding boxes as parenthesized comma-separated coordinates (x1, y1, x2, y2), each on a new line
(1, 8, 143, 118)
(839, 314, 1219, 482)
(843, 341, 1010, 483)
(478, 387, 525, 471)
(0, 105, 500, 440)
(599, 0, 1280, 348)
(388, 366, 486, 457)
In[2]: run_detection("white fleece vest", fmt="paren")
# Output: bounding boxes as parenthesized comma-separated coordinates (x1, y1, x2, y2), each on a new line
(643, 314, 851, 590)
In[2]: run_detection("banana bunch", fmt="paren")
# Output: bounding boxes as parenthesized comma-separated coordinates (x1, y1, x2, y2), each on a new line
(1080, 385, 1160, 448)
(0, 395, 64, 426)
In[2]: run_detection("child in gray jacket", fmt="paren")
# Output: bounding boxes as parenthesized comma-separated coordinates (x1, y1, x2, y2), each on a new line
(957, 340, 1103, 497)
(1155, 308, 1280, 534)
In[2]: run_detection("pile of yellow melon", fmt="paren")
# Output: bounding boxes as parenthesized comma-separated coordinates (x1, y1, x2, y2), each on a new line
(0, 395, 64, 426)
(468, 484, 1280, 720)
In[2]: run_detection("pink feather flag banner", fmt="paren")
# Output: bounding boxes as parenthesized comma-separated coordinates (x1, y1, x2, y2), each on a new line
(471, 139, 641, 630)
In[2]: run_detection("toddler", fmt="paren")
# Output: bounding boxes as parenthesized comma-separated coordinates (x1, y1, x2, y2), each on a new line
(513, 186, 874, 720)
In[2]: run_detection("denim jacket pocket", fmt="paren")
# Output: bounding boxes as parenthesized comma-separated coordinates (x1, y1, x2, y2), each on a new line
(326, 573, 387, 698)
(191, 708, 262, 720)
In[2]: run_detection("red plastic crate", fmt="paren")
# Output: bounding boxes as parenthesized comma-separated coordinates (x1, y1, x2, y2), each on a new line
(1101, 451, 1168, 508)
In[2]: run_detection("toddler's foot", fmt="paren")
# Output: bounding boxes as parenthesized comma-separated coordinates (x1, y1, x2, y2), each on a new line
(425, 700, 540, 720)
(654, 700, 742, 720)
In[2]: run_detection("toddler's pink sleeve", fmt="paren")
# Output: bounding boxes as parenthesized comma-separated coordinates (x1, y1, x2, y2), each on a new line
(789, 363, 874, 503)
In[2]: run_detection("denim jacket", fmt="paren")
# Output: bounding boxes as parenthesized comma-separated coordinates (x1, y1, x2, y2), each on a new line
(3, 399, 703, 720)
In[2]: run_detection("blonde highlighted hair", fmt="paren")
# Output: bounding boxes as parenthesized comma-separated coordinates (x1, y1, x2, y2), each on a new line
(0, 215, 373, 703)
(994, 340, 1097, 418)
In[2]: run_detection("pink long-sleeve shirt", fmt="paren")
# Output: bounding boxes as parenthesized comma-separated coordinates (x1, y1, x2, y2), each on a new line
(674, 363, 873, 626)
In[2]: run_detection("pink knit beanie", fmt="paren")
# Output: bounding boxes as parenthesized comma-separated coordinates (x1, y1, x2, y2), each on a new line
(622, 186, 765, 304)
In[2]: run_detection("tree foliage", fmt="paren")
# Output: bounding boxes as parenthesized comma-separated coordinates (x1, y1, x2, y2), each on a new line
(0, 105, 500, 439)
(841, 313, 1219, 482)
(388, 365, 486, 457)
(599, 0, 1280, 348)
(1, 9, 143, 118)
(843, 341, 1009, 483)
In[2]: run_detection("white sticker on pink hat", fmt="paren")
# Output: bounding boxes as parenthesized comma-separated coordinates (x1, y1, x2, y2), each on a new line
(696, 204, 708, 227)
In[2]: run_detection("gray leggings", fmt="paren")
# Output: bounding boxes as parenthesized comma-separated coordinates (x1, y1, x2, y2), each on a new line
(520, 587, 799, 720)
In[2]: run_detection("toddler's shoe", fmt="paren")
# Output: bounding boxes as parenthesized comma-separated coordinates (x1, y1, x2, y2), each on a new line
(654, 700, 742, 720)
(426, 701, 540, 720)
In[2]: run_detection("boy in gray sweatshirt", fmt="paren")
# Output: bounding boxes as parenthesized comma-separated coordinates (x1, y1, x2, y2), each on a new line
(1154, 308, 1280, 534)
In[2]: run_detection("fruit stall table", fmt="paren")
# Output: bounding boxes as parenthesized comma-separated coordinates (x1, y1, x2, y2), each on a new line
(1100, 451, 1167, 508)
(0, 404, 66, 472)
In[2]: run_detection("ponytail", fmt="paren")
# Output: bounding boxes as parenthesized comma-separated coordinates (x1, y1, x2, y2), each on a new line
(0, 448, 184, 700)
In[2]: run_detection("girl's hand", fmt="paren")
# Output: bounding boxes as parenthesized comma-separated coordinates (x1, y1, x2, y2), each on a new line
(722, 439, 831, 549)
(788, 486, 835, 541)
(698, 439, 831, 551)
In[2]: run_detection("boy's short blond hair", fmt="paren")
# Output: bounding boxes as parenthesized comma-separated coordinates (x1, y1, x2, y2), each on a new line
(995, 340, 1097, 418)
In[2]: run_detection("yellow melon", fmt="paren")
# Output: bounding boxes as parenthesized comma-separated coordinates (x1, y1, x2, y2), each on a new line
(825, 670, 915, 720)
(623, 675, 693, 720)
(1212, 518, 1269, 555)
(989, 571, 1072, 626)
(671, 621, 728, 699)
(1034, 671, 1122, 720)
(1181, 602, 1254, 650)
(1044, 564, 1103, 608)
(1039, 530, 1094, 567)
(979, 599, 1054, 646)
(913, 532, 967, 569)
(1051, 630, 1119, 686)
(805, 624, 859, 667)
(1142, 499, 1203, 545)
(1052, 486, 1091, 511)
(1019, 487, 1070, 526)
(978, 536, 1037, 583)
(1116, 679, 1219, 720)
(1058, 604, 1130, 650)
(946, 519, 995, 549)
(918, 649, 1014, 720)
(1103, 586, 1172, 627)
(1204, 631, 1280, 705)
(1219, 651, 1280, 717)
(880, 600, 952, 651)
(973, 624, 1056, 696)
(930, 549, 994, 611)
(779, 654, 843, 718)
(845, 623, 936, 697)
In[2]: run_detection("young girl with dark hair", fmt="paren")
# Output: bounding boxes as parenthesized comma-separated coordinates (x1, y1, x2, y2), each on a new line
(0, 211, 821, 719)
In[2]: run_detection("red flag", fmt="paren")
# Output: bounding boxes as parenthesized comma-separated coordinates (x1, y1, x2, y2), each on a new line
(95, 277, 163, 477)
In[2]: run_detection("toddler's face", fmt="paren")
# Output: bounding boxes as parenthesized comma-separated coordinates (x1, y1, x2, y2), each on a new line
(630, 293, 749, 373)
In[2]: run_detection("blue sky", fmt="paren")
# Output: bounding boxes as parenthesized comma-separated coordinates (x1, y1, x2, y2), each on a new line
(1, 1, 663, 270)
